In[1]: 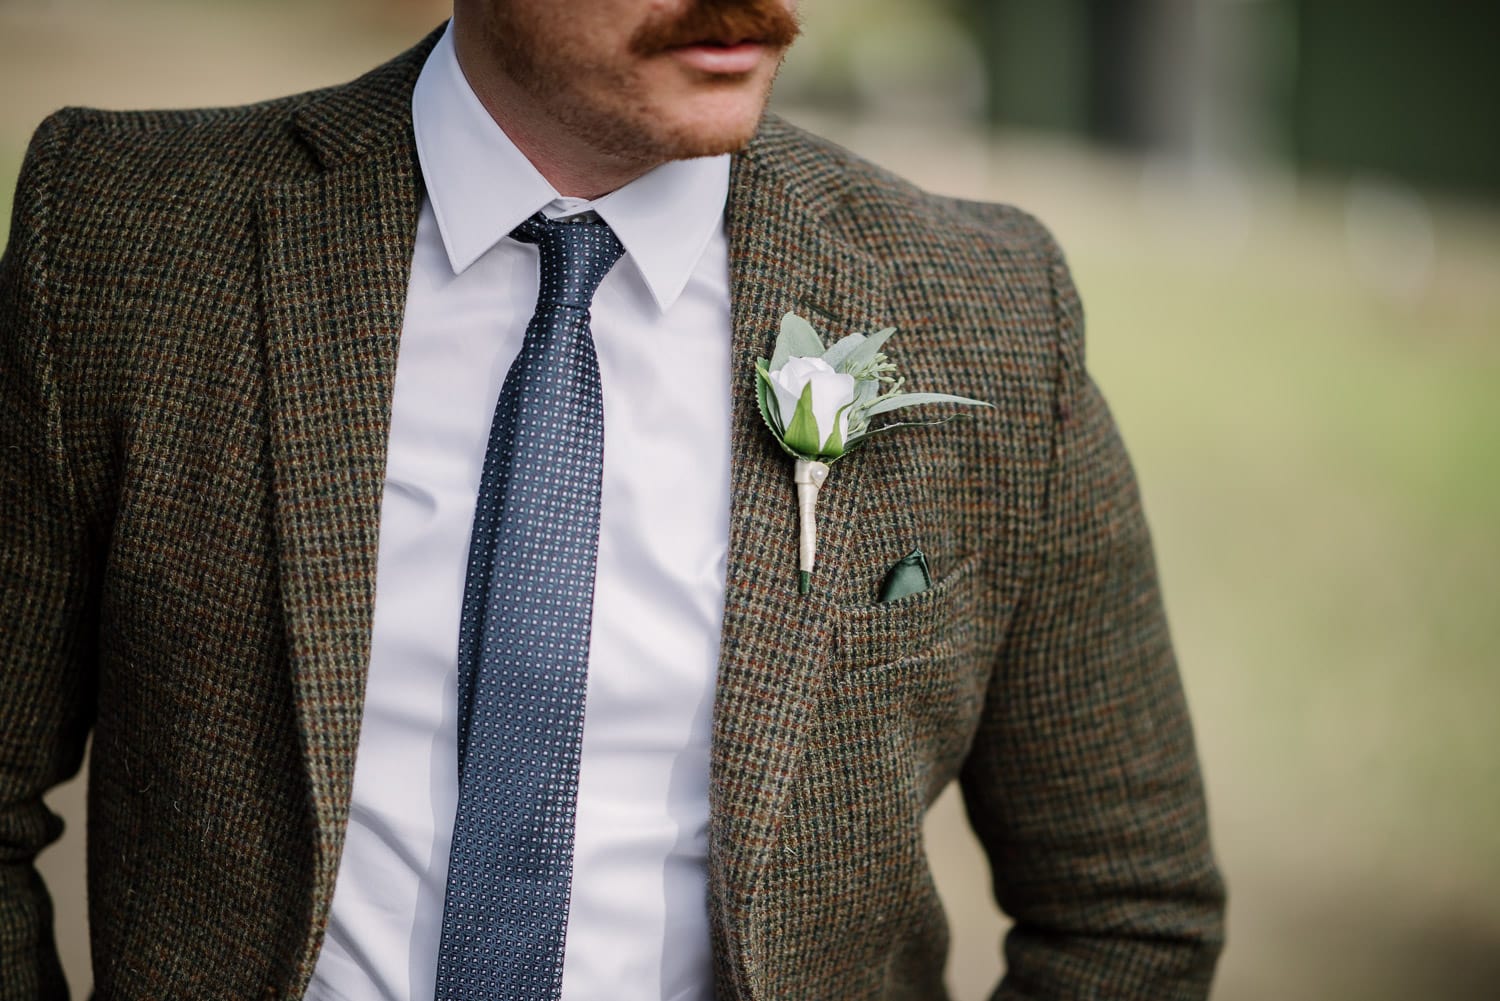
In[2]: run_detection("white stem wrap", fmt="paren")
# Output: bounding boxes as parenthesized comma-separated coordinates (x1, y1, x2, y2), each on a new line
(793, 459, 831, 576)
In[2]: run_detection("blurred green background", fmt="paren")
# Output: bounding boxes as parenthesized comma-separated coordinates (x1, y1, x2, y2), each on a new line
(3, 1, 1497, 998)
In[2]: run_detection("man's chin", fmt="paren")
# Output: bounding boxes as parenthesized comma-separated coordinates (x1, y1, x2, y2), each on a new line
(657, 119, 763, 160)
(649, 89, 777, 158)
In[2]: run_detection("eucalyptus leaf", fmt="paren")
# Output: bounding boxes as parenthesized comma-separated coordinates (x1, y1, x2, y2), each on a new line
(864, 390, 992, 418)
(821, 331, 866, 373)
(853, 378, 881, 406)
(839, 326, 897, 374)
(844, 379, 879, 437)
(770, 312, 825, 370)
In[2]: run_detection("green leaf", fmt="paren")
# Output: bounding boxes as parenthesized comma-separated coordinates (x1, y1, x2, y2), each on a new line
(783, 382, 824, 456)
(770, 312, 825, 370)
(821, 401, 854, 457)
(840, 326, 897, 374)
(821, 331, 867, 373)
(755, 361, 806, 459)
(755, 361, 783, 435)
(864, 390, 992, 418)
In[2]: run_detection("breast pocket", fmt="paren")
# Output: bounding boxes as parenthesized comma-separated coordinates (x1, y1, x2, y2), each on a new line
(820, 552, 993, 800)
(835, 551, 983, 674)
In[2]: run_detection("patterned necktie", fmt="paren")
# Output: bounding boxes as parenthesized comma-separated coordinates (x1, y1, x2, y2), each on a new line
(435, 211, 624, 1001)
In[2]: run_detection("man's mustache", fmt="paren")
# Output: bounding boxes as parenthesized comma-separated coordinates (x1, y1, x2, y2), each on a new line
(631, 0, 802, 55)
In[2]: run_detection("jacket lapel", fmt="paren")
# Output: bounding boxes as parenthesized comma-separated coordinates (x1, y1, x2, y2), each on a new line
(710, 124, 893, 998)
(256, 34, 434, 991)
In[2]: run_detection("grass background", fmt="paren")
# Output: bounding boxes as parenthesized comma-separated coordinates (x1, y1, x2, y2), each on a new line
(3, 2, 1497, 998)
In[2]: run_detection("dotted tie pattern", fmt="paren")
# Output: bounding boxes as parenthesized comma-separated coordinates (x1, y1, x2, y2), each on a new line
(435, 212, 625, 1001)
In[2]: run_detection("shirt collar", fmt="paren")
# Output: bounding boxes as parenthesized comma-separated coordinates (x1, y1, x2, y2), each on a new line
(411, 23, 729, 312)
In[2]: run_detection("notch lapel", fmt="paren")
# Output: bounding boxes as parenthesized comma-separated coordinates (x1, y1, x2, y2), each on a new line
(255, 42, 431, 989)
(710, 132, 893, 998)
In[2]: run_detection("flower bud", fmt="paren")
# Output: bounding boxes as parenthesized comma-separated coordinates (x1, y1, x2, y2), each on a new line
(769, 356, 856, 457)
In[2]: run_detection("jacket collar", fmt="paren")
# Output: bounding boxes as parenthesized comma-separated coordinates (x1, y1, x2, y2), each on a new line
(286, 25, 442, 171)
(411, 22, 729, 311)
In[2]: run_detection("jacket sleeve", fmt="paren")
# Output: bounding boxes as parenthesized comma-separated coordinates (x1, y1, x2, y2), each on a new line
(960, 229, 1226, 999)
(0, 109, 98, 1001)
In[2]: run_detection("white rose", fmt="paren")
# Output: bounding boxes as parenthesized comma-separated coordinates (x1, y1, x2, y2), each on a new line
(768, 356, 857, 457)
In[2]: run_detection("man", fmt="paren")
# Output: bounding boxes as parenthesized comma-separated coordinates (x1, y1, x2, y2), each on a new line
(0, 0, 1225, 998)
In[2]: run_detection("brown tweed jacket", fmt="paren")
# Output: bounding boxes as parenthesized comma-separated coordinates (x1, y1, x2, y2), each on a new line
(0, 29, 1224, 1001)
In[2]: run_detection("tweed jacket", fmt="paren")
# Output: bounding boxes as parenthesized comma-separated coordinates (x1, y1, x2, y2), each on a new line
(0, 29, 1224, 1001)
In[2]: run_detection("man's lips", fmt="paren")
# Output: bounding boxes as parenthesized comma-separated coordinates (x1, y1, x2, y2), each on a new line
(664, 40, 772, 75)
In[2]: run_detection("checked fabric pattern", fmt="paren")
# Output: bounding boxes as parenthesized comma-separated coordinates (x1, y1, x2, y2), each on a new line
(434, 212, 624, 1001)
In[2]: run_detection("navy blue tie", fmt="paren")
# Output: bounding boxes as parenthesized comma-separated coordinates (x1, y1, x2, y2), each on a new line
(435, 212, 624, 1001)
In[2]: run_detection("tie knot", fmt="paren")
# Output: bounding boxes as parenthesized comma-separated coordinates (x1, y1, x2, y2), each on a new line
(512, 211, 625, 311)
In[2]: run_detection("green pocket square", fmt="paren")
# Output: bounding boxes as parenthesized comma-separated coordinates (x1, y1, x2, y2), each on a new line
(878, 549, 932, 603)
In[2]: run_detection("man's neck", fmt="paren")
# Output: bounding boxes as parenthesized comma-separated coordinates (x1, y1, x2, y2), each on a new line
(452, 33, 655, 199)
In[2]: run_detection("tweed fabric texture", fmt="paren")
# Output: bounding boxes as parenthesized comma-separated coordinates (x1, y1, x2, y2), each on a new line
(0, 27, 1223, 1001)
(436, 213, 623, 1001)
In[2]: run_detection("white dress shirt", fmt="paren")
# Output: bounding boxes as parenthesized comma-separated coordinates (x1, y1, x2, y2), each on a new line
(306, 24, 731, 1001)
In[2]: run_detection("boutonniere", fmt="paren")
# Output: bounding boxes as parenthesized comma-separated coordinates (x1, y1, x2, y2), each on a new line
(755, 312, 991, 594)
